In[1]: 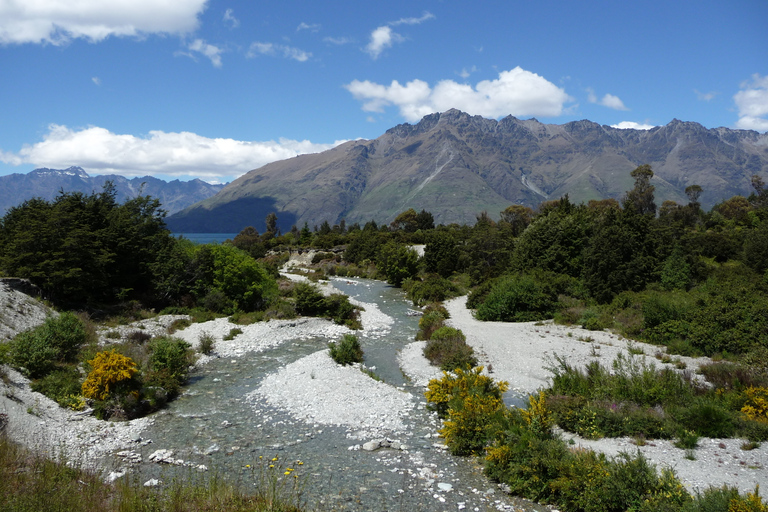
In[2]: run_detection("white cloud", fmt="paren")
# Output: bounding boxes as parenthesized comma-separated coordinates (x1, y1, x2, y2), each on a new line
(92, 77, 101, 86)
(735, 74, 768, 132)
(297, 22, 320, 32)
(458, 66, 478, 79)
(345, 67, 573, 122)
(223, 9, 239, 29)
(391, 12, 435, 26)
(324, 36, 351, 45)
(587, 88, 628, 110)
(247, 42, 311, 62)
(694, 89, 717, 102)
(0, 124, 346, 182)
(611, 121, 655, 130)
(364, 12, 434, 60)
(0, 0, 206, 45)
(365, 26, 402, 59)
(188, 39, 223, 68)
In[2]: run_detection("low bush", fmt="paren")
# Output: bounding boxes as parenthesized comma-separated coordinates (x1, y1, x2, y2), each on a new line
(30, 367, 82, 408)
(328, 334, 363, 366)
(425, 366, 509, 455)
(223, 328, 242, 341)
(11, 312, 87, 378)
(416, 304, 449, 340)
(405, 274, 461, 306)
(147, 336, 193, 384)
(293, 282, 360, 328)
(475, 273, 559, 322)
(423, 326, 477, 372)
(81, 350, 141, 419)
(199, 332, 215, 354)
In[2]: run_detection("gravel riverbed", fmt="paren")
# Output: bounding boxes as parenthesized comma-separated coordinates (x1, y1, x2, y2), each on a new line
(1, 276, 766, 500)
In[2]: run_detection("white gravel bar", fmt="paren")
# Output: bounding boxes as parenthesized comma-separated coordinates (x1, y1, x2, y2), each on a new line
(251, 349, 414, 439)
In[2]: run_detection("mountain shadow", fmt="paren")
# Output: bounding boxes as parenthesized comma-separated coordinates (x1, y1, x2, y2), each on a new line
(165, 196, 297, 233)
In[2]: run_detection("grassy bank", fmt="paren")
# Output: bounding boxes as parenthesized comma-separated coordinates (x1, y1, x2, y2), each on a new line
(0, 431, 305, 512)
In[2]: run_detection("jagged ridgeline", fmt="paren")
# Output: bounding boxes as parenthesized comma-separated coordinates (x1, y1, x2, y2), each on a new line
(166, 109, 768, 233)
(0, 166, 224, 216)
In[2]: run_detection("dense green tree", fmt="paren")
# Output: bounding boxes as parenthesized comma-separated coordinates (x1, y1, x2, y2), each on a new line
(623, 164, 656, 216)
(0, 184, 171, 305)
(582, 208, 656, 303)
(231, 226, 267, 259)
(391, 208, 420, 232)
(499, 205, 534, 237)
(424, 231, 459, 277)
(190, 244, 277, 311)
(377, 241, 419, 286)
(416, 209, 435, 230)
(510, 196, 590, 278)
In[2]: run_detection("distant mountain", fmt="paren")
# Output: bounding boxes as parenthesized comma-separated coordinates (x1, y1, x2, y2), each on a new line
(166, 109, 768, 232)
(0, 167, 225, 216)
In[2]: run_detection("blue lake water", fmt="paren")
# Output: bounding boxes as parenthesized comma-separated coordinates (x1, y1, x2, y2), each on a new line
(172, 233, 238, 244)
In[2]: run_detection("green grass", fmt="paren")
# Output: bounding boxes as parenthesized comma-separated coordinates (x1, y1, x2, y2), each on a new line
(0, 433, 306, 512)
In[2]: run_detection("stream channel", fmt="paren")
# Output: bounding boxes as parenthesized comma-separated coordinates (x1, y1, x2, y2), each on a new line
(133, 278, 546, 512)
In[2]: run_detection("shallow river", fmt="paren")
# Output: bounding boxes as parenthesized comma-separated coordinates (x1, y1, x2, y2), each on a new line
(134, 279, 546, 512)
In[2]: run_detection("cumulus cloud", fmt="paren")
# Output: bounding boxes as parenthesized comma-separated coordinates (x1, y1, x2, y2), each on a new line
(734, 74, 768, 132)
(0, 0, 207, 45)
(0, 124, 345, 182)
(247, 42, 311, 62)
(364, 12, 433, 59)
(587, 88, 628, 110)
(365, 26, 402, 59)
(187, 39, 224, 67)
(223, 9, 239, 29)
(345, 67, 573, 122)
(611, 121, 655, 130)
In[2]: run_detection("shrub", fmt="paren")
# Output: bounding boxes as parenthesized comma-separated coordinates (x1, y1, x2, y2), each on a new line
(11, 312, 87, 378)
(147, 336, 193, 384)
(426, 366, 509, 456)
(201, 288, 232, 313)
(81, 350, 139, 401)
(293, 282, 326, 316)
(475, 274, 558, 322)
(30, 367, 82, 407)
(423, 326, 477, 372)
(677, 402, 736, 438)
(406, 274, 461, 306)
(222, 328, 242, 341)
(416, 307, 449, 341)
(328, 334, 363, 366)
(199, 333, 215, 355)
(742, 386, 768, 424)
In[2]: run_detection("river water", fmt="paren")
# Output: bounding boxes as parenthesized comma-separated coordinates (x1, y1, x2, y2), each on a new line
(134, 279, 546, 511)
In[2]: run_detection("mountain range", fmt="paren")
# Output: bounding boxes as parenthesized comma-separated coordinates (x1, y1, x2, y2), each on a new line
(166, 109, 768, 233)
(0, 167, 225, 216)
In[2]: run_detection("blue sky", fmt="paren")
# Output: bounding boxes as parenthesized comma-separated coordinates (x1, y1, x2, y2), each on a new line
(0, 0, 766, 184)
